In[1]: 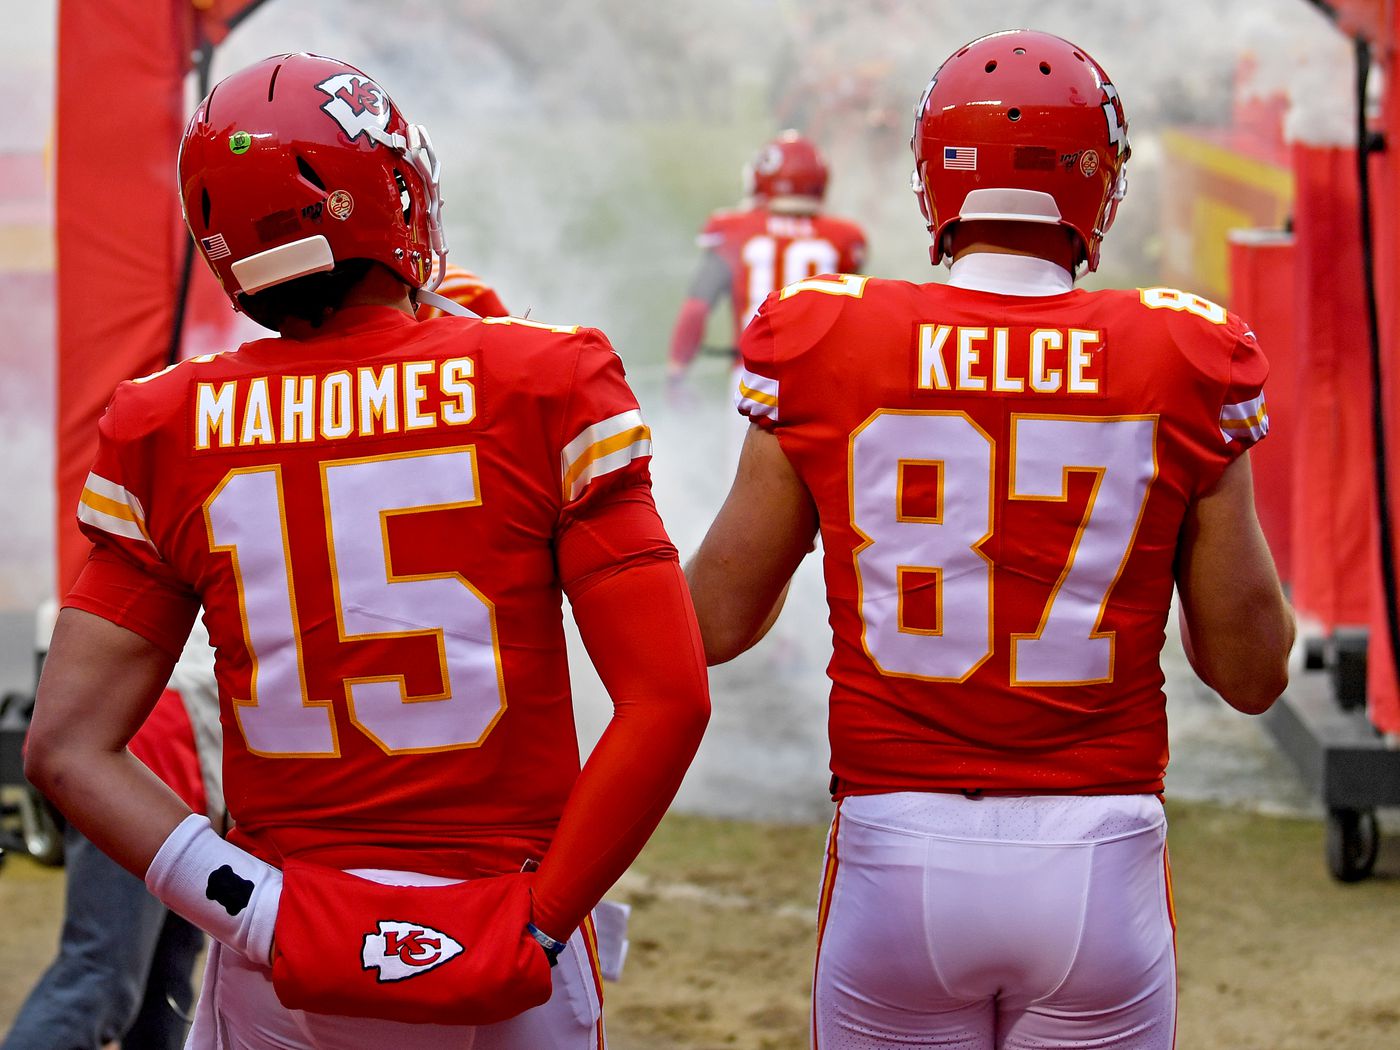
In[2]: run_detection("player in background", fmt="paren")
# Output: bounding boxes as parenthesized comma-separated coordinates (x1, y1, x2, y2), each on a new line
(3, 621, 219, 1050)
(416, 261, 509, 319)
(24, 52, 709, 1048)
(686, 31, 1293, 1050)
(666, 130, 867, 382)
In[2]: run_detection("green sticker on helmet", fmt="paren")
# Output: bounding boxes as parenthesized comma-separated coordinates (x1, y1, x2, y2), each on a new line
(229, 131, 252, 155)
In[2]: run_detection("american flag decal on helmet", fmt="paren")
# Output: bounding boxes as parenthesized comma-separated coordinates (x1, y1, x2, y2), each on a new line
(943, 146, 977, 171)
(201, 234, 231, 261)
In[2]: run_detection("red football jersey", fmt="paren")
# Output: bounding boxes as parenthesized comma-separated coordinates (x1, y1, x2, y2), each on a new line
(738, 276, 1269, 795)
(66, 306, 660, 875)
(698, 207, 867, 340)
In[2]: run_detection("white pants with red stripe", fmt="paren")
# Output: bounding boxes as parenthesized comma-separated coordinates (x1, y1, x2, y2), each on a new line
(813, 793, 1176, 1050)
(184, 870, 606, 1050)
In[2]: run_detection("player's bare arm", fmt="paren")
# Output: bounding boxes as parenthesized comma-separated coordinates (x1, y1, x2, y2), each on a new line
(1176, 453, 1295, 713)
(686, 424, 818, 664)
(25, 608, 189, 876)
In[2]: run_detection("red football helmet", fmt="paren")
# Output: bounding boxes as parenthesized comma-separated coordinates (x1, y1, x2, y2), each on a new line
(743, 131, 829, 212)
(910, 30, 1130, 272)
(179, 53, 448, 312)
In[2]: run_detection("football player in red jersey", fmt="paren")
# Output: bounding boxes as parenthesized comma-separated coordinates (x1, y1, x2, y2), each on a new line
(25, 53, 709, 1048)
(667, 130, 867, 380)
(687, 30, 1293, 1050)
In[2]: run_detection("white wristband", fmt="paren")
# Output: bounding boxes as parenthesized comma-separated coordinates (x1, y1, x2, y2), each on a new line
(144, 814, 281, 965)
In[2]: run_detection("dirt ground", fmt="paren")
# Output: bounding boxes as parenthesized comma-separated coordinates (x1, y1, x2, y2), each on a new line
(3, 802, 1399, 1048)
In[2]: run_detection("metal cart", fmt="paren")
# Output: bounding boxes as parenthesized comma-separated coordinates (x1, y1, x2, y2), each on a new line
(1261, 629, 1400, 881)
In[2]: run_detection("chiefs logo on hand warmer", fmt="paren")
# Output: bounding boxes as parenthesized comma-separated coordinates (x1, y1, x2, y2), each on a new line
(273, 862, 552, 1025)
(363, 922, 464, 981)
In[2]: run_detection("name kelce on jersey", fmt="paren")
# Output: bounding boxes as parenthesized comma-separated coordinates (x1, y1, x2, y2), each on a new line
(916, 323, 1106, 396)
(193, 357, 476, 450)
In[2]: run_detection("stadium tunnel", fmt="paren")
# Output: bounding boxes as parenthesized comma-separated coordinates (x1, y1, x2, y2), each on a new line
(5, 0, 1400, 878)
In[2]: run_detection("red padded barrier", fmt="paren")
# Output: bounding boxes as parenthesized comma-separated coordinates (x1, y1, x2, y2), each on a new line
(1287, 145, 1375, 632)
(1227, 230, 1297, 583)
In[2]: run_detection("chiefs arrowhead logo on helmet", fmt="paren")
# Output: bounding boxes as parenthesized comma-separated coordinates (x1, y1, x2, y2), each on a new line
(315, 73, 394, 146)
(361, 920, 464, 982)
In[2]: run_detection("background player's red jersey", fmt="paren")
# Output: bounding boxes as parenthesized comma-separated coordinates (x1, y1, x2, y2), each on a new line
(738, 276, 1269, 795)
(698, 207, 866, 340)
(66, 306, 660, 877)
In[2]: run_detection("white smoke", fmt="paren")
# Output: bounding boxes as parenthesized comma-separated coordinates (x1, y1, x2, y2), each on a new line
(217, 0, 1350, 321)
(0, 0, 1363, 622)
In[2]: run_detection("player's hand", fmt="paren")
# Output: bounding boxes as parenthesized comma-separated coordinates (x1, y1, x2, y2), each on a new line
(270, 864, 553, 1025)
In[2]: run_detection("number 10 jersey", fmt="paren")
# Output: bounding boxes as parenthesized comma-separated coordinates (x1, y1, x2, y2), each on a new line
(738, 275, 1270, 795)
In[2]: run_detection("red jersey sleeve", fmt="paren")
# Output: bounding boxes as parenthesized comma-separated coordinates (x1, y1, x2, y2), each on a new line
(535, 328, 709, 935)
(64, 391, 200, 659)
(555, 330, 655, 525)
(736, 277, 859, 433)
(735, 293, 782, 432)
(1218, 323, 1270, 457)
(696, 212, 726, 250)
(828, 218, 868, 274)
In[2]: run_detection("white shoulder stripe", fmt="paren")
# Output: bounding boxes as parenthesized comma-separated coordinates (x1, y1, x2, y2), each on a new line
(78, 471, 155, 549)
(561, 409, 653, 501)
(735, 366, 779, 423)
(1219, 392, 1269, 446)
(565, 436, 654, 501)
(77, 502, 150, 545)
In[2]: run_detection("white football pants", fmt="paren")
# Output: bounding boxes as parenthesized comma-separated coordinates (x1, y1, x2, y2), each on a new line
(813, 792, 1176, 1050)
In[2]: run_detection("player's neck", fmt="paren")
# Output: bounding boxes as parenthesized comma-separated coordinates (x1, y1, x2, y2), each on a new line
(279, 266, 416, 339)
(948, 221, 1080, 274)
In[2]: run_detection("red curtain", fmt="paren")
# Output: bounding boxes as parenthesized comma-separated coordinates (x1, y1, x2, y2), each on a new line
(54, 0, 189, 593)
(53, 0, 266, 594)
(1287, 145, 1375, 631)
(1227, 232, 1297, 582)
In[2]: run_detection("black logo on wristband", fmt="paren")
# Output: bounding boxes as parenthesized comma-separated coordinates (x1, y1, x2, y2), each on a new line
(207, 865, 255, 916)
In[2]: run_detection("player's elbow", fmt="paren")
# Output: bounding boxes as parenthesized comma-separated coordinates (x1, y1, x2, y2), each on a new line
(1212, 660, 1290, 715)
(1204, 613, 1295, 715)
(701, 625, 750, 666)
(22, 726, 77, 802)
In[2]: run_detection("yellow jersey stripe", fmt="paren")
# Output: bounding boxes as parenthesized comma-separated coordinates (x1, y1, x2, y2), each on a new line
(1220, 414, 1268, 430)
(80, 488, 139, 523)
(737, 381, 778, 408)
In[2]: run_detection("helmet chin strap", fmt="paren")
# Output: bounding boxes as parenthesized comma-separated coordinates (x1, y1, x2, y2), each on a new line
(416, 289, 478, 318)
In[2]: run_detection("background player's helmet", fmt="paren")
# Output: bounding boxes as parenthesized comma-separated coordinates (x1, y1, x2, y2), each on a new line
(179, 53, 448, 306)
(910, 30, 1130, 272)
(743, 130, 829, 213)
